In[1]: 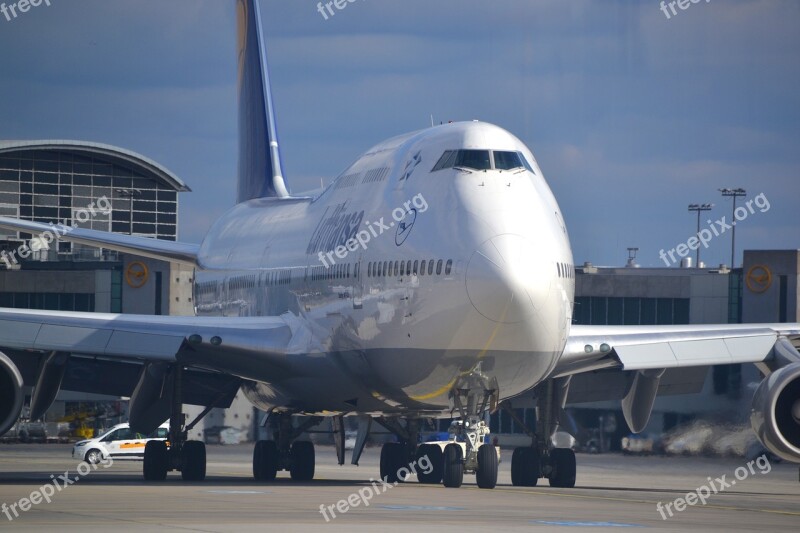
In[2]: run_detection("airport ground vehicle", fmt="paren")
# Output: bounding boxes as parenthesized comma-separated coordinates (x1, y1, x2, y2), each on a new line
(72, 422, 169, 464)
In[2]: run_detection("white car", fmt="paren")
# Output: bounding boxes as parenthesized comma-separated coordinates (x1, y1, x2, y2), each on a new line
(72, 423, 169, 464)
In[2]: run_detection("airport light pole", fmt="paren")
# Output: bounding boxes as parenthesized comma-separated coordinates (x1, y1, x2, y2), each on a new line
(115, 188, 141, 235)
(688, 203, 713, 267)
(719, 188, 746, 268)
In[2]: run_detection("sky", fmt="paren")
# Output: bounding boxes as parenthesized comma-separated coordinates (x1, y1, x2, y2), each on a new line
(0, 0, 798, 267)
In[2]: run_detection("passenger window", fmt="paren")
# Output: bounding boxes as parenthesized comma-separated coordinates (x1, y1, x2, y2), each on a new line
(389, 261, 394, 277)
(413, 260, 419, 275)
(436, 259, 443, 275)
(428, 260, 434, 275)
(420, 260, 426, 276)
(394, 261, 399, 276)
(445, 259, 453, 275)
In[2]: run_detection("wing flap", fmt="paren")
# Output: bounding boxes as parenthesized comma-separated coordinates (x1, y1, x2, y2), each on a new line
(613, 334, 777, 370)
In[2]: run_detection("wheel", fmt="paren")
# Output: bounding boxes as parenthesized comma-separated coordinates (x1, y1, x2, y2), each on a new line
(476, 444, 498, 489)
(181, 440, 206, 481)
(84, 449, 103, 465)
(253, 440, 279, 481)
(548, 448, 576, 488)
(442, 443, 463, 488)
(511, 446, 540, 487)
(416, 444, 443, 484)
(289, 441, 315, 481)
(379, 442, 405, 484)
(143, 440, 168, 481)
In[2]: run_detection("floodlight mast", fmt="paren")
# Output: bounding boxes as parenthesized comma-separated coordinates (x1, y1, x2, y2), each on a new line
(718, 188, 746, 268)
(688, 203, 713, 267)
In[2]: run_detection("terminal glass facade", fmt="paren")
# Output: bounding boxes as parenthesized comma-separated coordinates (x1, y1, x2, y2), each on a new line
(0, 149, 178, 259)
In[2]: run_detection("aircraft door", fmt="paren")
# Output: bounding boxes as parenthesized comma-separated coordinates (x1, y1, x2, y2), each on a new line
(353, 255, 363, 309)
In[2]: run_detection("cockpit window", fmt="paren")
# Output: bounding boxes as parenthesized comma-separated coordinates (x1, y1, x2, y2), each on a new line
(432, 149, 490, 171)
(432, 149, 534, 173)
(454, 150, 491, 170)
(494, 151, 525, 171)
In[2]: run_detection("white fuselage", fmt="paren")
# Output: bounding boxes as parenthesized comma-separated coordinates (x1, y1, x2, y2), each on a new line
(193, 122, 575, 416)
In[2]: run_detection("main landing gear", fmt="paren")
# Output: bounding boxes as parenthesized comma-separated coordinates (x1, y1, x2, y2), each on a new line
(253, 413, 321, 481)
(508, 377, 577, 488)
(142, 366, 207, 482)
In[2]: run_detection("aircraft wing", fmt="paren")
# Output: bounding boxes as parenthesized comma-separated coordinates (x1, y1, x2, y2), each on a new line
(0, 216, 199, 267)
(557, 323, 800, 376)
(0, 307, 309, 434)
(555, 323, 800, 433)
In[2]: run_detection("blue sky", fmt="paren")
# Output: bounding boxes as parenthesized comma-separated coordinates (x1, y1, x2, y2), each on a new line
(0, 0, 798, 267)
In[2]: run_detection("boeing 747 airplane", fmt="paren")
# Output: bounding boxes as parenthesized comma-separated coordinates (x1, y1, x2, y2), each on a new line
(0, 0, 798, 490)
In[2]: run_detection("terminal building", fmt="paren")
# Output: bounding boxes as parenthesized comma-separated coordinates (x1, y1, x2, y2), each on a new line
(0, 140, 195, 436)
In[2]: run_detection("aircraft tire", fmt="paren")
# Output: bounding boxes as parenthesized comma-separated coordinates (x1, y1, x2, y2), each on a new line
(181, 440, 206, 481)
(442, 443, 463, 488)
(476, 444, 498, 489)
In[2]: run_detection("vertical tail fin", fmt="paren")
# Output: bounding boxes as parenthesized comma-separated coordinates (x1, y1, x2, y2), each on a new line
(236, 0, 289, 201)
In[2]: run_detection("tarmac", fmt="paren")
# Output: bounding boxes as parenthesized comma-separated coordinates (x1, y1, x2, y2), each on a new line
(0, 443, 798, 532)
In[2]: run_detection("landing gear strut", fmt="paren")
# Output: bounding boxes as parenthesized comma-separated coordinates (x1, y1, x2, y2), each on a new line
(143, 365, 207, 481)
(252, 413, 321, 481)
(443, 364, 499, 489)
(509, 377, 577, 488)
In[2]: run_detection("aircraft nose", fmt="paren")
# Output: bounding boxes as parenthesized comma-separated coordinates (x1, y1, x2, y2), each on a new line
(465, 234, 550, 324)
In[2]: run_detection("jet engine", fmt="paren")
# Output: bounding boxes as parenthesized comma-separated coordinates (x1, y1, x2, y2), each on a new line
(0, 351, 24, 437)
(750, 362, 800, 462)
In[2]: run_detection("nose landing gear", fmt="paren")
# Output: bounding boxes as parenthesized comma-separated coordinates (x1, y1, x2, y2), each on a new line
(442, 364, 500, 489)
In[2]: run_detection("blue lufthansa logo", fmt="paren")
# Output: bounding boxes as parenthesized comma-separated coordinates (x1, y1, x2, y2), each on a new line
(395, 208, 417, 246)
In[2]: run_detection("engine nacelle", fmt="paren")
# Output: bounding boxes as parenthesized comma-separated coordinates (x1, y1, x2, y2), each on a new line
(0, 351, 24, 437)
(750, 362, 800, 462)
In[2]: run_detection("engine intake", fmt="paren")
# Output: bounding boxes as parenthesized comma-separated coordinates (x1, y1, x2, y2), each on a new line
(750, 362, 800, 462)
(0, 351, 24, 437)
